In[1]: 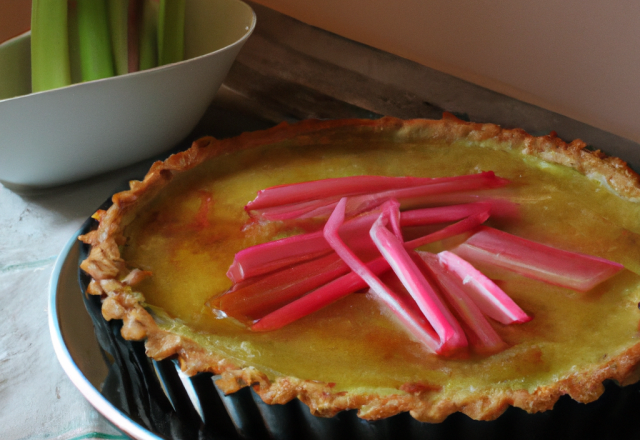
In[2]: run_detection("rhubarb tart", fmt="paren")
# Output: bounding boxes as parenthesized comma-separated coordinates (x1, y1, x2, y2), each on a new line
(80, 115, 640, 423)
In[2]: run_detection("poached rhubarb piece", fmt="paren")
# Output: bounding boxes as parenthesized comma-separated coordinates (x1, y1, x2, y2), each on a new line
(435, 250, 530, 325)
(251, 211, 491, 332)
(454, 226, 624, 292)
(213, 252, 350, 321)
(246, 175, 448, 211)
(249, 171, 509, 220)
(228, 202, 491, 282)
(323, 198, 462, 354)
(368, 212, 467, 354)
(251, 256, 392, 332)
(418, 252, 507, 354)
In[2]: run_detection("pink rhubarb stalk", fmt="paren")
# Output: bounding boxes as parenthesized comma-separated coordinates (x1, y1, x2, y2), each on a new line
(322, 198, 465, 354)
(213, 252, 350, 320)
(227, 234, 333, 283)
(454, 226, 624, 292)
(404, 209, 489, 249)
(229, 203, 491, 282)
(418, 252, 506, 353)
(400, 202, 491, 226)
(435, 251, 530, 324)
(370, 215, 467, 353)
(252, 257, 392, 331)
(246, 175, 485, 212)
(343, 172, 508, 218)
(252, 209, 491, 331)
(250, 172, 509, 221)
(228, 200, 398, 282)
(250, 198, 341, 222)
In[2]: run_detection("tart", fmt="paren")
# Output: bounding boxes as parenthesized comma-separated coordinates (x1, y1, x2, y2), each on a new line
(80, 114, 640, 423)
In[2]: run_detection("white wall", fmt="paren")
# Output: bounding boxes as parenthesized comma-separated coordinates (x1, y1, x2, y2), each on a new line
(253, 0, 640, 144)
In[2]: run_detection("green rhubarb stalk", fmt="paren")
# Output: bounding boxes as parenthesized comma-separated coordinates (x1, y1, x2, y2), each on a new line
(76, 0, 115, 82)
(158, 0, 186, 65)
(108, 0, 129, 75)
(139, 0, 159, 70)
(67, 1, 83, 84)
(31, 0, 71, 92)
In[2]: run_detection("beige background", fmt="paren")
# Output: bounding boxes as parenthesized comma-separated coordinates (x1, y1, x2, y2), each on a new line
(252, 0, 640, 145)
(0, 0, 29, 42)
(3, 0, 639, 144)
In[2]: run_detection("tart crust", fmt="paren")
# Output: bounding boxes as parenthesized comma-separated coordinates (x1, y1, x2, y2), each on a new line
(80, 114, 640, 422)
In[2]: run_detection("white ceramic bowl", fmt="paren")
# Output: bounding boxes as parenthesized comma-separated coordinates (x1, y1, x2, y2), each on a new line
(0, 0, 255, 188)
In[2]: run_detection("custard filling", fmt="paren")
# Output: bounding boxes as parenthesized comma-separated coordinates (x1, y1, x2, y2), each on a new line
(121, 135, 640, 398)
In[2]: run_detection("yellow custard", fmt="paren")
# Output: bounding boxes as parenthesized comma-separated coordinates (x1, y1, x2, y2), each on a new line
(81, 116, 640, 421)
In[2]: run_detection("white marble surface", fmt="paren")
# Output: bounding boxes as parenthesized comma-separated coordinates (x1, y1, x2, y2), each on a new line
(1, 160, 155, 440)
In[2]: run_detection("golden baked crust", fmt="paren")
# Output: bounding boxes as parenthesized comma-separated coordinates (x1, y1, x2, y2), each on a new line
(79, 114, 640, 422)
